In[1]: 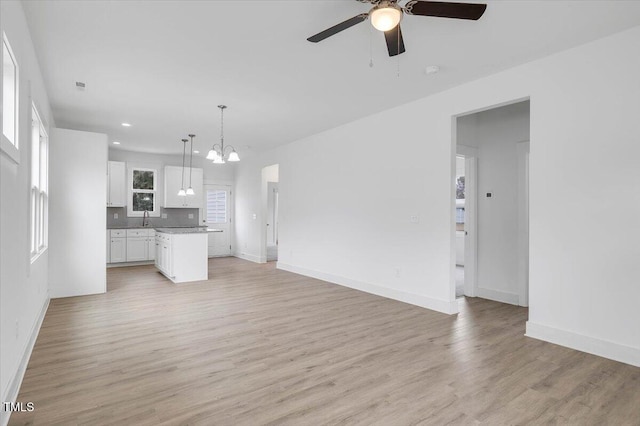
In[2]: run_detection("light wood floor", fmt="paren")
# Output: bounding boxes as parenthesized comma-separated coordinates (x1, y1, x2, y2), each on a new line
(10, 258, 640, 425)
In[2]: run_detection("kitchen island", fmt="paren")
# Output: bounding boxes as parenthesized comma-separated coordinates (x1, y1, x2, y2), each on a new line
(154, 227, 221, 283)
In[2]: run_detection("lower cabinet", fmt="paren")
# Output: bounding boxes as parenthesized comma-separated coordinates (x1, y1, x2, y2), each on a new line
(110, 237, 127, 263)
(108, 228, 156, 264)
(126, 237, 148, 262)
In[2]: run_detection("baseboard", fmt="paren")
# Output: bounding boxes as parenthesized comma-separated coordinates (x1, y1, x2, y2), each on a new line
(1, 296, 49, 426)
(477, 287, 519, 305)
(234, 252, 265, 264)
(276, 262, 458, 315)
(526, 321, 640, 368)
(107, 260, 154, 268)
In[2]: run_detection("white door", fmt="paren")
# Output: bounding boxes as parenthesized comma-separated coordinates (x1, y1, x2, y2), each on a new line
(203, 184, 231, 257)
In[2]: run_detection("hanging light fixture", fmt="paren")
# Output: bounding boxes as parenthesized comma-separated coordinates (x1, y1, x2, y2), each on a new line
(186, 134, 195, 195)
(177, 138, 188, 196)
(206, 105, 240, 164)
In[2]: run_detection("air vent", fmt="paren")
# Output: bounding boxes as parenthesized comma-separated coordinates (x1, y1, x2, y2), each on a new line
(75, 81, 86, 89)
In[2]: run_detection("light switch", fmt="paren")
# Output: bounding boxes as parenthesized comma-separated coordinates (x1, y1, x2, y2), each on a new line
(113, 213, 118, 219)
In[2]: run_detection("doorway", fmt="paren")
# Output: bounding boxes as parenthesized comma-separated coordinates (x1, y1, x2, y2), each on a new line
(260, 164, 279, 263)
(203, 184, 232, 257)
(453, 100, 530, 306)
(266, 182, 279, 261)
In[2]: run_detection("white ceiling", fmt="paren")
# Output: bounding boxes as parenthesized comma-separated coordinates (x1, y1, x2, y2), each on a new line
(22, 1, 640, 156)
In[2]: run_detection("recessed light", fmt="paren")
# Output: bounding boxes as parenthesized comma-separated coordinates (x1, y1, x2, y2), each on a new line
(193, 150, 199, 154)
(113, 141, 121, 145)
(121, 123, 132, 127)
(425, 65, 440, 75)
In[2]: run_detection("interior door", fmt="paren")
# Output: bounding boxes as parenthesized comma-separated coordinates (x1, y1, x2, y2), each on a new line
(203, 184, 232, 257)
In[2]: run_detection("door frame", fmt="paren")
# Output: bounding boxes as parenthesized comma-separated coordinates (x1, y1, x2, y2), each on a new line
(517, 141, 530, 306)
(455, 146, 478, 298)
(201, 182, 233, 257)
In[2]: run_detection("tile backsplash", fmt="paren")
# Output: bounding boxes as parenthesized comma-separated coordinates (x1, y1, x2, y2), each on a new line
(107, 207, 200, 228)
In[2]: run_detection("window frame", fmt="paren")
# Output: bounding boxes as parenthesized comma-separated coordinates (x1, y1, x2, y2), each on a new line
(30, 103, 48, 262)
(127, 166, 159, 217)
(2, 31, 20, 164)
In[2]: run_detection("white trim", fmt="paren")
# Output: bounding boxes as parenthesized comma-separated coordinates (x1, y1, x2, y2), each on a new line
(476, 287, 519, 305)
(1, 297, 49, 426)
(127, 166, 160, 217)
(107, 260, 154, 268)
(2, 32, 20, 163)
(525, 322, 640, 368)
(516, 141, 530, 307)
(277, 262, 458, 315)
(0, 137, 20, 163)
(234, 252, 263, 263)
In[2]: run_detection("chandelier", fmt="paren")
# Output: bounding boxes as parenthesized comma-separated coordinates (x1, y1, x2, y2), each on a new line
(206, 105, 240, 164)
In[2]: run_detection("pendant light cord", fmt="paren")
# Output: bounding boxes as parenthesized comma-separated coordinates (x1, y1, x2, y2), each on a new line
(220, 106, 225, 155)
(180, 139, 187, 189)
(188, 134, 194, 187)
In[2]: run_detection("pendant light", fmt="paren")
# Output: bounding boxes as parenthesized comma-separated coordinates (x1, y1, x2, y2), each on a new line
(186, 134, 195, 195)
(206, 105, 240, 164)
(177, 138, 188, 196)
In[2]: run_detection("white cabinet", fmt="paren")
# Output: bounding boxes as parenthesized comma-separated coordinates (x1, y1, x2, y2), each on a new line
(155, 233, 173, 276)
(155, 231, 207, 283)
(107, 161, 126, 207)
(106, 230, 111, 263)
(164, 166, 203, 208)
(126, 237, 148, 262)
(108, 229, 155, 263)
(109, 230, 127, 263)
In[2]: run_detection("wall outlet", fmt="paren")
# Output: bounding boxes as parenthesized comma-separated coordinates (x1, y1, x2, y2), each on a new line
(394, 268, 401, 278)
(162, 213, 168, 219)
(113, 213, 118, 219)
(188, 214, 194, 219)
(15, 320, 19, 339)
(410, 215, 419, 224)
(252, 213, 257, 220)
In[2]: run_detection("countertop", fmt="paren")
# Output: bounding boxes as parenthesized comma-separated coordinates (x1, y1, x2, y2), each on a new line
(154, 227, 223, 234)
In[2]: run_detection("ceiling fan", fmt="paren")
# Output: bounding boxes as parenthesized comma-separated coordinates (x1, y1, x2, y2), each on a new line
(307, 0, 487, 57)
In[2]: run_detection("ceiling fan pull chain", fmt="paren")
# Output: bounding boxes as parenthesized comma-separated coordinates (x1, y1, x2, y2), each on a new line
(397, 26, 401, 78)
(369, 23, 374, 68)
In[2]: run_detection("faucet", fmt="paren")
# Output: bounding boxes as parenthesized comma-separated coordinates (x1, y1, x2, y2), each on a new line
(142, 210, 150, 227)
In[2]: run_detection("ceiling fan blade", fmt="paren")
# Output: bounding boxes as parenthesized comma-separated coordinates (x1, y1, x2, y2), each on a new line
(404, 1, 487, 20)
(307, 13, 369, 43)
(384, 25, 406, 57)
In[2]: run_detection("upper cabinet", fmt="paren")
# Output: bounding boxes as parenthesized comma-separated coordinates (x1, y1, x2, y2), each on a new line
(107, 161, 126, 207)
(164, 166, 203, 208)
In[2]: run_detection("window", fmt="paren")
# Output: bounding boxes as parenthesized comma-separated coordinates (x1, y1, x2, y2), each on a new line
(2, 32, 19, 162)
(206, 190, 227, 223)
(30, 105, 48, 260)
(128, 168, 157, 217)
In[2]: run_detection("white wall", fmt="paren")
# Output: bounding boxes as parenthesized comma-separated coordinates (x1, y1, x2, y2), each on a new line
(458, 102, 530, 304)
(234, 26, 640, 366)
(49, 129, 108, 298)
(109, 149, 235, 207)
(0, 1, 54, 421)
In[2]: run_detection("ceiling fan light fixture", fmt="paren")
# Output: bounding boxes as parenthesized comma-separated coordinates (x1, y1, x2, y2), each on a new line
(213, 156, 225, 164)
(186, 187, 195, 196)
(370, 3, 403, 32)
(227, 150, 240, 162)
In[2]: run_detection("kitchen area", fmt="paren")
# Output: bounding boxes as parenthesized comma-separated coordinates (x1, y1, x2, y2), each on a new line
(106, 150, 230, 283)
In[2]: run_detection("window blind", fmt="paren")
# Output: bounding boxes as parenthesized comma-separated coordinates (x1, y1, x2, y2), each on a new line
(206, 190, 227, 223)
